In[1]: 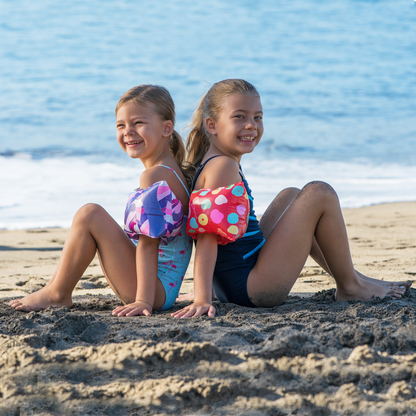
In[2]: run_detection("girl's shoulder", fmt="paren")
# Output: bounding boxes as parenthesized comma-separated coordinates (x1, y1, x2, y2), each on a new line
(202, 155, 238, 169)
(139, 166, 169, 189)
(139, 165, 190, 215)
(198, 155, 241, 189)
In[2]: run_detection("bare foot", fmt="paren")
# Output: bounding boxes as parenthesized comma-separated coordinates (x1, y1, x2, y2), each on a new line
(9, 287, 72, 312)
(358, 272, 412, 291)
(335, 274, 407, 301)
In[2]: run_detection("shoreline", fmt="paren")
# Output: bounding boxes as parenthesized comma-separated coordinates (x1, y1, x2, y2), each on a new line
(1, 201, 415, 300)
(2, 200, 416, 232)
(3, 151, 416, 230)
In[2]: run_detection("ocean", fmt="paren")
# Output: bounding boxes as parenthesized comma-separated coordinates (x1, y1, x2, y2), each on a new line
(1, 0, 415, 229)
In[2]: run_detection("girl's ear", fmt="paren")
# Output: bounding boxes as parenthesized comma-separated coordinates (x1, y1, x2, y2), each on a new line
(206, 117, 216, 135)
(162, 120, 174, 137)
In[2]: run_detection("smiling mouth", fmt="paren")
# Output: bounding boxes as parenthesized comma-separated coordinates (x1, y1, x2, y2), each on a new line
(125, 140, 143, 146)
(238, 136, 256, 142)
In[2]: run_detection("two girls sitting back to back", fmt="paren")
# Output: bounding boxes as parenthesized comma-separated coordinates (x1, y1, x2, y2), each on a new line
(10, 80, 411, 317)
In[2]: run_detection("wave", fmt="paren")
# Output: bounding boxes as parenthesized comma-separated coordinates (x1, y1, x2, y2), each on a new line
(1, 155, 415, 230)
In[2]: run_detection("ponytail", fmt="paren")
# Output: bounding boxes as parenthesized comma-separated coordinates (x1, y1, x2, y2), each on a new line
(186, 93, 211, 169)
(169, 130, 193, 189)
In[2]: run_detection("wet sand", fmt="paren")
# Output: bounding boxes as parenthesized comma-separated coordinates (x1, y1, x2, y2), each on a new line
(1, 202, 416, 415)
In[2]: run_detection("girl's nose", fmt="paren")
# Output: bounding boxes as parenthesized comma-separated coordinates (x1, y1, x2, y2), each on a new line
(124, 125, 135, 135)
(245, 118, 257, 130)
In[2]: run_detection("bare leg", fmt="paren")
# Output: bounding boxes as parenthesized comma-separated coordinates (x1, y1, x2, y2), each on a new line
(248, 181, 407, 307)
(9, 204, 165, 312)
(309, 224, 411, 290)
(260, 187, 412, 291)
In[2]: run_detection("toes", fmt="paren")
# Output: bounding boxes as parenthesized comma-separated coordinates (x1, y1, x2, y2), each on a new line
(391, 288, 405, 298)
(10, 301, 32, 312)
(16, 304, 32, 312)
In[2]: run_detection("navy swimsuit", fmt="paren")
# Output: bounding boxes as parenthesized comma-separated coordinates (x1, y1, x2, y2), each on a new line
(192, 156, 265, 307)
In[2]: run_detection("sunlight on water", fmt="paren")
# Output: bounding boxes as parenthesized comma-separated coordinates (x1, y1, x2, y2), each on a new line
(0, 0, 415, 227)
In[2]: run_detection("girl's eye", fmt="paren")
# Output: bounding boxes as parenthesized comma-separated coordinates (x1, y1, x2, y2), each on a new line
(116, 124, 124, 128)
(255, 116, 263, 120)
(135, 121, 143, 125)
(234, 115, 244, 119)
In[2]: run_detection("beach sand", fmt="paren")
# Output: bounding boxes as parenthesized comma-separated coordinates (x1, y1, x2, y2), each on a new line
(1, 202, 416, 415)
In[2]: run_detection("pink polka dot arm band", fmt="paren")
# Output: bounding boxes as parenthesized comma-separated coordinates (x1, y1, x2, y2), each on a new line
(186, 182, 250, 245)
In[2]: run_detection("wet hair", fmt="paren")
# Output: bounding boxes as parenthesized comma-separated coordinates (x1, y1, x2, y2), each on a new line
(116, 85, 192, 187)
(186, 79, 260, 169)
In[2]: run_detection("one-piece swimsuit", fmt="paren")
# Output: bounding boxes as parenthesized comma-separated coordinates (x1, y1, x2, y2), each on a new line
(130, 165, 193, 310)
(192, 156, 265, 307)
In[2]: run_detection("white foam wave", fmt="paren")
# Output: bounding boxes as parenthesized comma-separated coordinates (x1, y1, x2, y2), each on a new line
(1, 155, 415, 230)
(242, 156, 416, 214)
(0, 156, 143, 230)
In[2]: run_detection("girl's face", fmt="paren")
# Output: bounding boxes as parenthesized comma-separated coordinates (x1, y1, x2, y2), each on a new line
(116, 102, 172, 163)
(207, 93, 263, 161)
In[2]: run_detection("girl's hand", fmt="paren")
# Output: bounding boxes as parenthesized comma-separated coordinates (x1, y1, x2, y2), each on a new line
(176, 292, 195, 301)
(112, 301, 153, 317)
(171, 302, 216, 318)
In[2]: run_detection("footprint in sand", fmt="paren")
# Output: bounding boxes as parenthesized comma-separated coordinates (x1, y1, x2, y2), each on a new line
(75, 276, 109, 290)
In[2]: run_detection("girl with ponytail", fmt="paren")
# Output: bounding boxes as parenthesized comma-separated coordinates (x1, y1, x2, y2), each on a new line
(10, 85, 193, 316)
(173, 79, 411, 318)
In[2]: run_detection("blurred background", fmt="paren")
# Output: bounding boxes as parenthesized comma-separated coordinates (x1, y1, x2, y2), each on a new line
(1, 0, 415, 228)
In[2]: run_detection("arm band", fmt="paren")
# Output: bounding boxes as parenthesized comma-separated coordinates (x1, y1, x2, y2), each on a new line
(186, 182, 249, 245)
(124, 181, 184, 245)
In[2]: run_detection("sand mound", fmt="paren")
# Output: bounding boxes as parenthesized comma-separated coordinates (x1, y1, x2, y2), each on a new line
(2, 290, 416, 415)
(1, 202, 416, 415)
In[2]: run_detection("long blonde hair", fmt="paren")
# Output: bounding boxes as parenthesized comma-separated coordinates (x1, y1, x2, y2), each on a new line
(186, 79, 260, 169)
(116, 85, 192, 187)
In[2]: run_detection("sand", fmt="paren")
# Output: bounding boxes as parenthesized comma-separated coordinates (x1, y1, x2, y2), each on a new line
(0, 202, 416, 416)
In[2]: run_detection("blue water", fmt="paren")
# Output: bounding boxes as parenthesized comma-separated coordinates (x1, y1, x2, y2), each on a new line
(1, 0, 415, 228)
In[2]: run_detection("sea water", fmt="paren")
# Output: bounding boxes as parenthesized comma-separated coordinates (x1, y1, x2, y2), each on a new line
(0, 0, 415, 229)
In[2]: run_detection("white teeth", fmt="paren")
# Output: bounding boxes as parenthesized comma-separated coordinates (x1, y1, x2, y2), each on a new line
(238, 136, 255, 142)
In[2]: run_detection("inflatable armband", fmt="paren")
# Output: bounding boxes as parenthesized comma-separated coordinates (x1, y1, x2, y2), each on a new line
(186, 182, 249, 245)
(124, 181, 184, 245)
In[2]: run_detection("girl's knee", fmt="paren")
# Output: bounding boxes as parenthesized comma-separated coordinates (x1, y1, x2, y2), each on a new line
(278, 187, 301, 199)
(74, 203, 106, 224)
(301, 181, 338, 201)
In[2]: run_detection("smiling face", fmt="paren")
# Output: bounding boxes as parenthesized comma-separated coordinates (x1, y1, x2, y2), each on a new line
(207, 93, 263, 161)
(116, 102, 172, 164)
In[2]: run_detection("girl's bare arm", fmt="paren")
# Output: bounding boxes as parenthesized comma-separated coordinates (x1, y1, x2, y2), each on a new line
(172, 233, 217, 318)
(112, 235, 161, 316)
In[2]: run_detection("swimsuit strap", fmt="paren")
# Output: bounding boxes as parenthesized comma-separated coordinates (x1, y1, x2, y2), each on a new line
(238, 164, 245, 179)
(192, 155, 243, 191)
(157, 165, 190, 197)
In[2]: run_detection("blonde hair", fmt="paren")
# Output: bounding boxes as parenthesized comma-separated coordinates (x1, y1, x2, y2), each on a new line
(186, 79, 260, 169)
(116, 85, 192, 187)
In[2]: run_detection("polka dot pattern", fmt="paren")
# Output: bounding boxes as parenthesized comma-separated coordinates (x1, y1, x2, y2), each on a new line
(201, 199, 211, 209)
(186, 181, 250, 245)
(210, 209, 224, 224)
(227, 213, 239, 224)
(198, 213, 208, 226)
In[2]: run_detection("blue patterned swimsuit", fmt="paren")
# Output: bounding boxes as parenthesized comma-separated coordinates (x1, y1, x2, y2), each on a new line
(127, 165, 193, 310)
